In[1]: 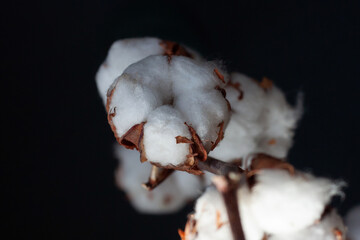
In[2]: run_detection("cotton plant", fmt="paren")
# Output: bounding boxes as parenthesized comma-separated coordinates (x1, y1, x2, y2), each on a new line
(96, 37, 347, 239)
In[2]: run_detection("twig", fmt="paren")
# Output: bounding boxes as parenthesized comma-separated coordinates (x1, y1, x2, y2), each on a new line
(213, 174, 245, 240)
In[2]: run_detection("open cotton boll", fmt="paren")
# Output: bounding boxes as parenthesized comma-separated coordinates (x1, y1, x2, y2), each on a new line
(270, 209, 346, 240)
(107, 55, 231, 171)
(248, 169, 344, 235)
(114, 145, 202, 214)
(184, 186, 264, 240)
(96, 37, 203, 103)
(143, 106, 191, 166)
(345, 205, 360, 240)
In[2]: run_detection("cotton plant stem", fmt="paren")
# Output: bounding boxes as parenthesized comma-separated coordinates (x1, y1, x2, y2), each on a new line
(198, 156, 245, 240)
(213, 174, 246, 240)
(142, 166, 174, 191)
(198, 156, 244, 175)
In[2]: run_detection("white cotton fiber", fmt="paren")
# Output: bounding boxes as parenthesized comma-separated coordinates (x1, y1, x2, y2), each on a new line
(143, 106, 190, 166)
(96, 37, 203, 104)
(247, 169, 344, 235)
(114, 145, 202, 214)
(189, 186, 263, 240)
(345, 205, 360, 240)
(96, 37, 164, 103)
(108, 55, 230, 168)
(270, 209, 346, 240)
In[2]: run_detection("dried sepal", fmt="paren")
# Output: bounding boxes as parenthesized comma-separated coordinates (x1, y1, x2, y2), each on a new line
(227, 81, 244, 100)
(160, 40, 193, 60)
(142, 166, 174, 191)
(210, 121, 225, 151)
(180, 214, 198, 240)
(246, 153, 295, 177)
(185, 123, 207, 162)
(214, 68, 226, 83)
(333, 228, 343, 240)
(259, 77, 273, 91)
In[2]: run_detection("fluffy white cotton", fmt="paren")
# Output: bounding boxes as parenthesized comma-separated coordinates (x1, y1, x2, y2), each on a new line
(270, 209, 346, 240)
(186, 169, 344, 240)
(248, 169, 344, 235)
(189, 186, 263, 240)
(96, 37, 203, 104)
(345, 205, 360, 240)
(144, 106, 191, 166)
(108, 55, 230, 167)
(96, 37, 164, 103)
(209, 73, 301, 162)
(114, 145, 202, 214)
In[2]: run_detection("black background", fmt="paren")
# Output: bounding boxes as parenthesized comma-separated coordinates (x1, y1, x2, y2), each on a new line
(2, 0, 360, 239)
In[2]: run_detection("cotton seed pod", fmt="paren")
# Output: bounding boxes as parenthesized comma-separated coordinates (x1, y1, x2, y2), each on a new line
(269, 209, 346, 240)
(209, 73, 302, 163)
(181, 168, 344, 240)
(96, 37, 203, 104)
(246, 169, 344, 235)
(107, 55, 230, 174)
(114, 145, 203, 214)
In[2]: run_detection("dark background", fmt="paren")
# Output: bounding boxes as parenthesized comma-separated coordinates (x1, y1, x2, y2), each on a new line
(2, 0, 359, 239)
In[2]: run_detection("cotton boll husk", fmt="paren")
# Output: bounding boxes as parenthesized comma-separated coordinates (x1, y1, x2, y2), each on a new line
(345, 205, 360, 240)
(191, 186, 264, 240)
(114, 145, 202, 214)
(248, 169, 344, 235)
(270, 209, 346, 240)
(96, 37, 164, 103)
(143, 106, 191, 166)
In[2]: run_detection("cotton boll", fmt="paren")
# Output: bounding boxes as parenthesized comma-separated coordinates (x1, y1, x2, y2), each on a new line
(248, 169, 344, 235)
(345, 205, 360, 240)
(270, 209, 346, 240)
(114, 145, 202, 214)
(108, 55, 231, 169)
(143, 106, 191, 166)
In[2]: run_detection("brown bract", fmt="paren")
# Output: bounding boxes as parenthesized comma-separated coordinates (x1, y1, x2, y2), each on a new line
(106, 87, 147, 162)
(333, 228, 343, 240)
(214, 68, 225, 83)
(211, 121, 225, 151)
(180, 214, 197, 240)
(227, 81, 244, 100)
(246, 153, 295, 178)
(215, 85, 232, 111)
(259, 77, 273, 91)
(160, 40, 193, 62)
